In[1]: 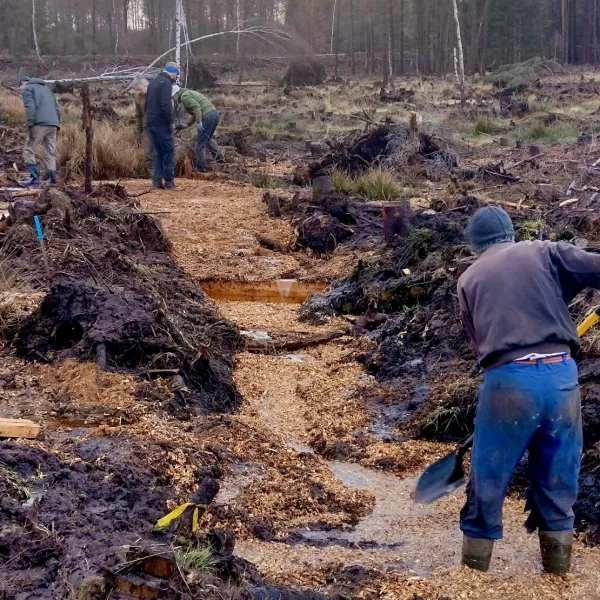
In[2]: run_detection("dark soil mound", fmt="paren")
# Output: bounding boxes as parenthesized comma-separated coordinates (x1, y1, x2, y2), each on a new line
(185, 57, 218, 89)
(0, 438, 174, 599)
(2, 186, 242, 415)
(0, 439, 330, 599)
(283, 58, 326, 87)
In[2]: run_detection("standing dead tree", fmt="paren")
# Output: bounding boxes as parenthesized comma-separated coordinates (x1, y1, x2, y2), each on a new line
(81, 84, 94, 195)
(452, 0, 466, 105)
(31, 0, 43, 62)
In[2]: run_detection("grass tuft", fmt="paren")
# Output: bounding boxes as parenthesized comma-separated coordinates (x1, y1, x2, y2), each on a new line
(472, 115, 501, 136)
(331, 168, 354, 193)
(354, 168, 402, 201)
(252, 173, 279, 189)
(521, 121, 579, 143)
(176, 546, 217, 573)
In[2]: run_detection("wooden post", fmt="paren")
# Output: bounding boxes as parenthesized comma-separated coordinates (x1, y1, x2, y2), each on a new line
(81, 84, 93, 194)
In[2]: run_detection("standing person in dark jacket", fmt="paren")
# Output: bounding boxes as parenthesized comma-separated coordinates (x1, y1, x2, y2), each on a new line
(173, 86, 225, 172)
(146, 63, 178, 189)
(19, 76, 61, 186)
(457, 206, 600, 575)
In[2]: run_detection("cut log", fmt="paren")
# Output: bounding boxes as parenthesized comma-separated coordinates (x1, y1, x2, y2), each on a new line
(0, 418, 41, 439)
(245, 329, 349, 354)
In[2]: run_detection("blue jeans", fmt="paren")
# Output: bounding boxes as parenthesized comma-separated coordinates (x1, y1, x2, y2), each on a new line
(195, 110, 224, 169)
(148, 126, 175, 184)
(460, 357, 582, 539)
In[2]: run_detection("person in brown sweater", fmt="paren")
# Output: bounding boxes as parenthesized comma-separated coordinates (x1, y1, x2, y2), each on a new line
(457, 205, 600, 575)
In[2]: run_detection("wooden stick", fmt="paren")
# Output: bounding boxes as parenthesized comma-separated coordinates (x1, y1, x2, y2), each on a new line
(81, 84, 94, 195)
(11, 189, 42, 198)
(506, 154, 545, 170)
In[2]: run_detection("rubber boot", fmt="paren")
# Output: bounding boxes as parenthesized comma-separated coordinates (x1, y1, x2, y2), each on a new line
(20, 163, 40, 186)
(164, 180, 175, 190)
(462, 535, 494, 572)
(539, 530, 573, 575)
(48, 170, 56, 184)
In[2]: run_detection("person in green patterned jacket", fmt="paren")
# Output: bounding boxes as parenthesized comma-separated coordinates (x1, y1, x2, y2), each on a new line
(173, 86, 225, 172)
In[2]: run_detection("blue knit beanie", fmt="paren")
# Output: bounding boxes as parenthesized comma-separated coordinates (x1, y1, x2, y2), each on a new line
(467, 206, 515, 252)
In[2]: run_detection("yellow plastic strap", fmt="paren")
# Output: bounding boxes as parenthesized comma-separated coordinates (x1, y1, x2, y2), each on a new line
(192, 506, 199, 532)
(154, 502, 193, 531)
(577, 309, 600, 337)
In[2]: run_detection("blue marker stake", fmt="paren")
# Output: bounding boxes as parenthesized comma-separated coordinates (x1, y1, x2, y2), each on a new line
(33, 216, 51, 278)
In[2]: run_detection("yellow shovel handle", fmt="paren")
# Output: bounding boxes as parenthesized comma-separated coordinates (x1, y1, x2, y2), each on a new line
(578, 306, 600, 337)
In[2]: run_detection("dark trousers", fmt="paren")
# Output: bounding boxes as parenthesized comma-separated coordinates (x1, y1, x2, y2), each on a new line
(195, 110, 224, 169)
(148, 126, 175, 184)
(460, 357, 582, 540)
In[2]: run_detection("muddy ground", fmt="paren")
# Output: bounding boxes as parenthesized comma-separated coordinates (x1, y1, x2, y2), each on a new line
(2, 63, 600, 599)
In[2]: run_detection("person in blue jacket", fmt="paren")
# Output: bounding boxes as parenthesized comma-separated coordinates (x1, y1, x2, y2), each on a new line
(19, 76, 61, 186)
(146, 63, 179, 189)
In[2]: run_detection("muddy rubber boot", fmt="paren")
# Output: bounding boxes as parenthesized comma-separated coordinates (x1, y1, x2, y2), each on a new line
(48, 170, 56, 184)
(539, 530, 573, 575)
(462, 535, 494, 572)
(20, 163, 40, 186)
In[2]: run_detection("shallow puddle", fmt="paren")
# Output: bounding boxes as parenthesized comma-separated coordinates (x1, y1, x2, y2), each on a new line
(298, 461, 430, 549)
(201, 279, 328, 304)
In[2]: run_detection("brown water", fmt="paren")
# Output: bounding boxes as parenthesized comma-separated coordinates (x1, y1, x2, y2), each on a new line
(201, 279, 328, 304)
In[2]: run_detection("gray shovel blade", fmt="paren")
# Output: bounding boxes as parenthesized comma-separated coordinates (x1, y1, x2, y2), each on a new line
(414, 452, 465, 505)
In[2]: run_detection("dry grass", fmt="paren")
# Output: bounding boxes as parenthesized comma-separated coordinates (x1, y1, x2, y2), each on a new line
(58, 119, 147, 179)
(354, 168, 402, 201)
(0, 89, 26, 124)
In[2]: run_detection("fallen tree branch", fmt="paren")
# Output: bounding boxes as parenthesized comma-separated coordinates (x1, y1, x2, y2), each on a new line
(245, 330, 349, 354)
(506, 154, 544, 170)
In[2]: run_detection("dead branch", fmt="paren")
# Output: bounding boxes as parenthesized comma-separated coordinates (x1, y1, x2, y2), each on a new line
(506, 154, 545, 170)
(245, 330, 349, 354)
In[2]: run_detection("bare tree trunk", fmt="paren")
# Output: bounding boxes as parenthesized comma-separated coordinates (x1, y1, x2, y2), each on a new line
(399, 0, 404, 74)
(350, 0, 356, 75)
(388, 0, 395, 76)
(330, 0, 338, 54)
(32, 0, 43, 61)
(562, 0, 568, 62)
(478, 0, 492, 74)
(82, 84, 94, 195)
(123, 0, 129, 53)
(92, 0, 97, 51)
(113, 0, 119, 54)
(175, 0, 182, 66)
(592, 0, 598, 66)
(334, 0, 341, 78)
(452, 0, 465, 104)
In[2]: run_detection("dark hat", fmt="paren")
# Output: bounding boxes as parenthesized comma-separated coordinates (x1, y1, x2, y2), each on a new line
(18, 75, 31, 85)
(467, 206, 515, 252)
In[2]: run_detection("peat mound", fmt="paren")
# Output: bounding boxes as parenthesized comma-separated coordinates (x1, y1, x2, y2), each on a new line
(1, 185, 242, 415)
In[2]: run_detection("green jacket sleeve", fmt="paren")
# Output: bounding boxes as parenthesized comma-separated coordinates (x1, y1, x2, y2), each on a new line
(181, 95, 203, 127)
(22, 87, 36, 127)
